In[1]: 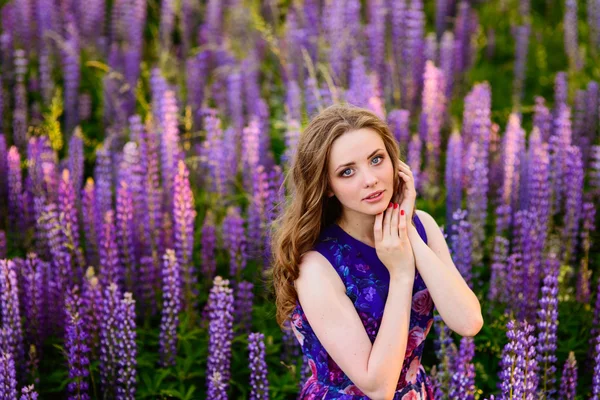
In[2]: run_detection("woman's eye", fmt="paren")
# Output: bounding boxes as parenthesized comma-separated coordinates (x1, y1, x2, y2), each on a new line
(340, 156, 383, 177)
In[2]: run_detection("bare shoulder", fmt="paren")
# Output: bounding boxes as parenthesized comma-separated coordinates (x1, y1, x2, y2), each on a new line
(415, 209, 440, 233)
(294, 250, 346, 294)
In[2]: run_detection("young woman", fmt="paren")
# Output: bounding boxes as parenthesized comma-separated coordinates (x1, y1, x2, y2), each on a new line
(268, 104, 483, 399)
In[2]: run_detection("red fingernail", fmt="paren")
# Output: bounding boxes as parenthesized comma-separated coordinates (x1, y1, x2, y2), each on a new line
(388, 202, 392, 208)
(394, 203, 398, 209)
(401, 209, 405, 215)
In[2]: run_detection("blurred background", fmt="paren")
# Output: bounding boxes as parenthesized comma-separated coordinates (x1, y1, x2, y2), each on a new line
(0, 0, 599, 398)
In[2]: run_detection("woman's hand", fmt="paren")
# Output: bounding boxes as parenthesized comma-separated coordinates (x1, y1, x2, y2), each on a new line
(374, 202, 416, 279)
(395, 160, 417, 223)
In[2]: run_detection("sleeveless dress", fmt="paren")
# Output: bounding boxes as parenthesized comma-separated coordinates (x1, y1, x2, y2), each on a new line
(290, 213, 436, 399)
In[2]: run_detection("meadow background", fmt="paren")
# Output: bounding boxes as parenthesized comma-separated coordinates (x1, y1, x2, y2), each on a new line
(0, 0, 599, 398)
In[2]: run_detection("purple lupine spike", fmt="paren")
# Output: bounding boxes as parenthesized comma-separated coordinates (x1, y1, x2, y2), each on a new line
(449, 209, 473, 288)
(158, 0, 174, 48)
(99, 282, 122, 397)
(116, 292, 137, 400)
(160, 211, 174, 263)
(498, 320, 525, 397)
(387, 109, 411, 146)
(13, 49, 28, 151)
(201, 211, 218, 280)
(81, 267, 102, 357)
(403, 0, 425, 111)
(500, 114, 525, 211)
(283, 7, 304, 84)
(435, 0, 449, 37)
(439, 31, 455, 100)
(591, 146, 600, 198)
(159, 249, 181, 367)
(565, 0, 582, 70)
(285, 80, 302, 122)
(326, 0, 349, 86)
(62, 12, 80, 136)
(206, 276, 234, 399)
(488, 235, 509, 303)
(248, 165, 270, 261)
(160, 89, 183, 212)
(116, 180, 136, 292)
(304, 76, 321, 119)
(227, 70, 244, 131)
(445, 130, 463, 228)
(94, 145, 113, 244)
(558, 352, 577, 399)
(204, 0, 223, 44)
(580, 201, 596, 301)
(424, 32, 438, 64)
(582, 81, 599, 167)
(422, 61, 446, 187)
(464, 140, 488, 268)
(525, 128, 551, 229)
(407, 134, 423, 192)
(138, 255, 158, 316)
(186, 51, 209, 128)
(366, 0, 386, 88)
(123, 0, 146, 88)
(346, 55, 370, 109)
(241, 52, 261, 117)
(59, 169, 85, 272)
(536, 254, 559, 400)
(590, 0, 600, 53)
(282, 118, 301, 169)
(533, 97, 552, 142)
(0, 259, 24, 368)
(39, 44, 53, 105)
(173, 160, 197, 311)
(432, 314, 457, 395)
(21, 253, 45, 366)
(512, 23, 530, 107)
(0, 351, 17, 400)
(241, 117, 261, 173)
(19, 384, 39, 400)
(592, 333, 600, 400)
(7, 146, 23, 233)
(562, 145, 583, 263)
(234, 281, 254, 333)
(81, 178, 99, 266)
(141, 118, 164, 258)
(99, 210, 122, 287)
(553, 72, 568, 116)
(248, 332, 269, 400)
(573, 90, 587, 149)
(449, 336, 475, 399)
(65, 286, 90, 400)
(67, 130, 84, 198)
(222, 206, 247, 279)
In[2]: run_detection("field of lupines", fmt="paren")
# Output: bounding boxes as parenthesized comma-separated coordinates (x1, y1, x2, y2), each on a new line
(1, 0, 600, 398)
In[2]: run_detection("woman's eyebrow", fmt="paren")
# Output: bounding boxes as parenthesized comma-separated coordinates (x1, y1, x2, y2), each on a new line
(335, 148, 383, 172)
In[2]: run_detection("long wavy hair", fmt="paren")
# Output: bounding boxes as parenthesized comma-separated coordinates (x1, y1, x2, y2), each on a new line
(266, 103, 408, 329)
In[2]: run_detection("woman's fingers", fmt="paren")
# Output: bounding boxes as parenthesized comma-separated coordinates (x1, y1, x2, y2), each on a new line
(374, 209, 383, 243)
(391, 203, 399, 239)
(383, 202, 393, 237)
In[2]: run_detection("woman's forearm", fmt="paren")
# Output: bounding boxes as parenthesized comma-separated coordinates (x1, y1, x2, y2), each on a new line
(365, 271, 415, 400)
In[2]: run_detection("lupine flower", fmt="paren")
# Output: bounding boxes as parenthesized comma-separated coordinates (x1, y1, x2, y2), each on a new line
(8, 146, 23, 233)
(282, 118, 301, 169)
(498, 320, 538, 398)
(433, 314, 457, 396)
(304, 76, 321, 119)
(0, 259, 23, 368)
(591, 333, 600, 400)
(285, 80, 302, 122)
(19, 384, 39, 400)
(366, 0, 386, 86)
(512, 24, 530, 106)
(564, 0, 582, 70)
(558, 352, 577, 399)
(59, 169, 85, 272)
(81, 267, 103, 357)
(449, 337, 475, 399)
(533, 97, 552, 142)
(407, 134, 423, 192)
(248, 332, 269, 400)
(13, 49, 28, 151)
(158, 0, 175, 48)
(160, 89, 183, 212)
(525, 128, 551, 228)
(500, 114, 525, 211)
(99, 211, 122, 287)
(21, 253, 45, 364)
(99, 282, 122, 397)
(387, 109, 411, 146)
(0, 351, 17, 400)
(159, 249, 181, 367)
(234, 281, 254, 333)
(62, 12, 80, 134)
(579, 202, 596, 304)
(449, 209, 473, 288)
(201, 211, 218, 280)
(248, 165, 270, 260)
(64, 286, 91, 400)
(562, 146, 583, 264)
(0, 135, 7, 208)
(116, 180, 136, 292)
(173, 160, 197, 311)
(445, 130, 463, 227)
(227, 70, 244, 131)
(81, 178, 99, 266)
(116, 292, 137, 400)
(222, 206, 247, 278)
(206, 276, 234, 399)
(404, 0, 425, 110)
(94, 146, 113, 243)
(422, 61, 447, 186)
(536, 255, 559, 399)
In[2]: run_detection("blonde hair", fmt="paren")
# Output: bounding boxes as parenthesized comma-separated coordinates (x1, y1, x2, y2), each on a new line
(266, 103, 406, 329)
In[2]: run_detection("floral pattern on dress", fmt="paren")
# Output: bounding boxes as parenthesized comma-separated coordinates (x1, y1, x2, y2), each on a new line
(292, 213, 436, 399)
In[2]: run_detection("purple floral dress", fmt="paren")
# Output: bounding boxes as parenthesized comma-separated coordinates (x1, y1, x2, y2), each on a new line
(291, 213, 436, 399)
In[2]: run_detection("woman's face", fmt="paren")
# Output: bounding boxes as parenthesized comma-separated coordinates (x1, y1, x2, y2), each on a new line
(327, 128, 395, 216)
